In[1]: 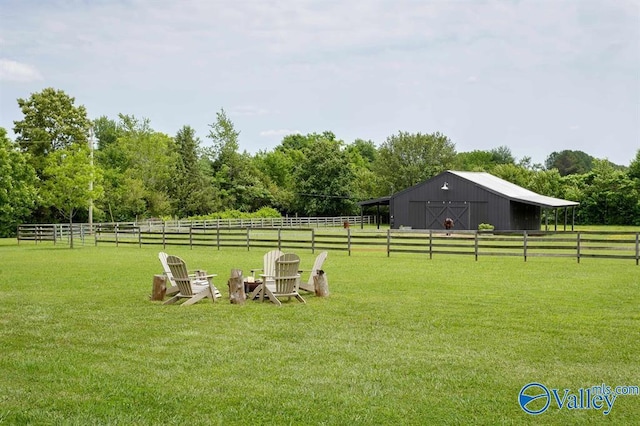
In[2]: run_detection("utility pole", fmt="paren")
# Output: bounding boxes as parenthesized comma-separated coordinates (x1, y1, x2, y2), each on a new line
(89, 127, 94, 231)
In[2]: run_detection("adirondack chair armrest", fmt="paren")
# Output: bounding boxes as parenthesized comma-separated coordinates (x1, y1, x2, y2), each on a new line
(188, 269, 205, 276)
(190, 270, 217, 278)
(251, 268, 264, 277)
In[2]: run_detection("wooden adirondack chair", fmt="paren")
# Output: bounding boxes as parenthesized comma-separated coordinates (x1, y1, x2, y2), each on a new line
(163, 255, 218, 306)
(249, 249, 283, 300)
(258, 253, 305, 306)
(159, 252, 221, 299)
(298, 251, 328, 292)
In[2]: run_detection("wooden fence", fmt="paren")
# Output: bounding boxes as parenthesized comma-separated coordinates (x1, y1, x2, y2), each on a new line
(86, 226, 639, 265)
(17, 215, 370, 243)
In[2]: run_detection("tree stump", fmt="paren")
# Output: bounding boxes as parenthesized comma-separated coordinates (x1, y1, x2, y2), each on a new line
(228, 269, 246, 305)
(150, 274, 167, 301)
(314, 270, 329, 297)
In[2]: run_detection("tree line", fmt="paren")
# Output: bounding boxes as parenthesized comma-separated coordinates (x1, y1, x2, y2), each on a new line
(1, 87, 639, 237)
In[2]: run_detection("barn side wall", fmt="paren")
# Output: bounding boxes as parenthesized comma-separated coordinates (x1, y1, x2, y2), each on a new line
(390, 172, 540, 231)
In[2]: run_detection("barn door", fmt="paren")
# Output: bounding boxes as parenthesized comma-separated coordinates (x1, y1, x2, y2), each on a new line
(426, 202, 469, 230)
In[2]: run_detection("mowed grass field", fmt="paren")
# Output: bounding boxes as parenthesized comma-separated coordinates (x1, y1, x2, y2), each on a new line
(0, 238, 638, 425)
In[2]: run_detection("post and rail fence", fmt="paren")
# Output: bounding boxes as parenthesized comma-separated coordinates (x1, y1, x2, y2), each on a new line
(16, 216, 369, 245)
(17, 220, 640, 265)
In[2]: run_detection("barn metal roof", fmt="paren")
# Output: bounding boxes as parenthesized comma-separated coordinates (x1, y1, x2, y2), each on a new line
(358, 196, 391, 207)
(448, 170, 579, 208)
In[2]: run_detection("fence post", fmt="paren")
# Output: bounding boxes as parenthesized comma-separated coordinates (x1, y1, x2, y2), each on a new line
(216, 226, 220, 250)
(138, 226, 142, 248)
(115, 223, 119, 247)
(347, 227, 351, 256)
(190, 225, 193, 249)
(311, 228, 315, 254)
(95, 225, 99, 246)
(278, 229, 282, 251)
(635, 233, 638, 266)
(386, 229, 391, 257)
(246, 227, 250, 251)
(429, 230, 433, 259)
(474, 231, 479, 261)
(523, 231, 528, 262)
(576, 232, 581, 264)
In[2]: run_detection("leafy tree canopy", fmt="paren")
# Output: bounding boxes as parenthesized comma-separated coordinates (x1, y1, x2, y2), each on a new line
(13, 87, 91, 176)
(0, 128, 38, 236)
(374, 131, 456, 194)
(627, 149, 640, 181)
(41, 143, 103, 246)
(292, 135, 356, 216)
(545, 150, 594, 176)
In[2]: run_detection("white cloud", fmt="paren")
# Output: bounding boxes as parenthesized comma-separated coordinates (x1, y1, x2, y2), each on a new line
(260, 129, 301, 137)
(0, 59, 42, 82)
(0, 0, 637, 165)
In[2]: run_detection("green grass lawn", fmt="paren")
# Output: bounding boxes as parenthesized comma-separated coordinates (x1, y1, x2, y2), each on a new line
(1, 239, 638, 425)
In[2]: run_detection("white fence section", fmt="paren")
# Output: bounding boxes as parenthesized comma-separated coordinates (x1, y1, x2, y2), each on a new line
(17, 215, 372, 244)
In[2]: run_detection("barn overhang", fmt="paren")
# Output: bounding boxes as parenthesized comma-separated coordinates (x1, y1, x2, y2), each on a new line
(508, 198, 579, 231)
(358, 196, 391, 229)
(446, 170, 580, 231)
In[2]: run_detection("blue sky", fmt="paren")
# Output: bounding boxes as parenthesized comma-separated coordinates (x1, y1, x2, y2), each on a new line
(1, 0, 638, 166)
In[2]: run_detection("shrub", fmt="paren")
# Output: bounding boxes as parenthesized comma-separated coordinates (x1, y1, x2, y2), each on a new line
(187, 207, 282, 221)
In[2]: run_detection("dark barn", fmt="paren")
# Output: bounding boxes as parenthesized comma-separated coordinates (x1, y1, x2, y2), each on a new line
(360, 171, 579, 231)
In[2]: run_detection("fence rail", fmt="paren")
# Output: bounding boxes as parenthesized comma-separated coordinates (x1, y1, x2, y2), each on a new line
(16, 216, 370, 244)
(17, 223, 639, 264)
(88, 226, 638, 264)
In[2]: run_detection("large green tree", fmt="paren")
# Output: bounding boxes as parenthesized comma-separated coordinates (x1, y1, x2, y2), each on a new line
(93, 115, 120, 151)
(545, 150, 594, 176)
(374, 131, 456, 194)
(13, 88, 91, 177)
(170, 125, 219, 217)
(291, 134, 357, 216)
(0, 128, 38, 236)
(454, 146, 516, 172)
(205, 110, 272, 212)
(96, 115, 177, 221)
(253, 149, 296, 213)
(489, 145, 515, 165)
(574, 159, 639, 225)
(345, 139, 379, 202)
(41, 143, 103, 247)
(454, 150, 496, 172)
